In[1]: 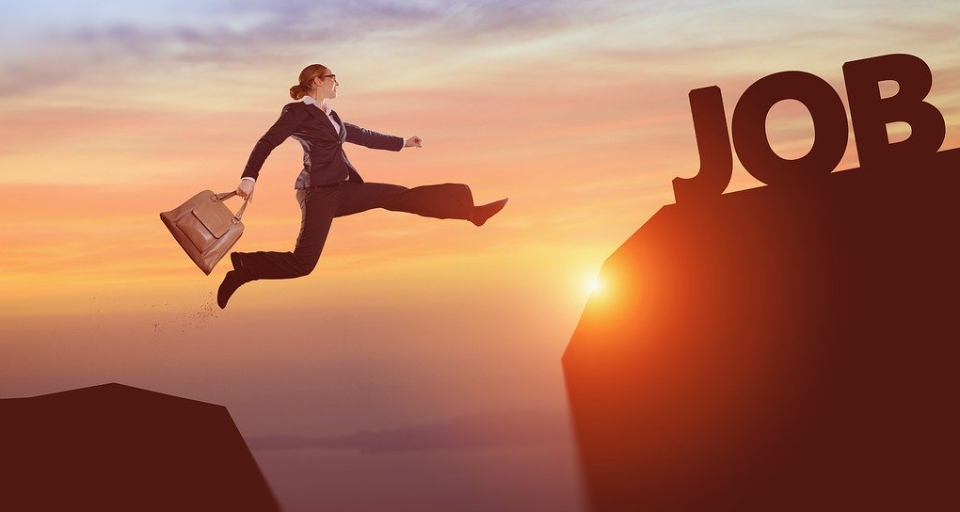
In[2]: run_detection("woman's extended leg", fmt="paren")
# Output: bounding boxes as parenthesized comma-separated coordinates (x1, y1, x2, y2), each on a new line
(335, 182, 506, 225)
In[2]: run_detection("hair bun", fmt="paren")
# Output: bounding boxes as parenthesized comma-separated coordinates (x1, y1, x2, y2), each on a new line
(289, 84, 305, 100)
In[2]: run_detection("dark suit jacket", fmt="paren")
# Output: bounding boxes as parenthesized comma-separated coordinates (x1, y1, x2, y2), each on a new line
(241, 101, 404, 188)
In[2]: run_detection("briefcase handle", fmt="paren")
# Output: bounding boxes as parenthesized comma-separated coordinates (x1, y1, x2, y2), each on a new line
(214, 191, 250, 221)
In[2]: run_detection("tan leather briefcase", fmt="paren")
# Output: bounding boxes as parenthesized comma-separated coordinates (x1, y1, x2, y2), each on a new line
(160, 190, 249, 275)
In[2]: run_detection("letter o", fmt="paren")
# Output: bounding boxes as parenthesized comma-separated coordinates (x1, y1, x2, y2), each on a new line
(732, 71, 848, 186)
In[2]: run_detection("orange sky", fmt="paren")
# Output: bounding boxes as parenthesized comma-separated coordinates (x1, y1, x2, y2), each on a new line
(2, 2, 959, 510)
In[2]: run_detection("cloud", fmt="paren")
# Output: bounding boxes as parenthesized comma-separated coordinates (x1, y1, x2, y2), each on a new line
(246, 408, 571, 453)
(0, 0, 625, 99)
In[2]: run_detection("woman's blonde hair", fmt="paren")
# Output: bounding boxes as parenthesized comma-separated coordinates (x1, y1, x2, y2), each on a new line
(289, 64, 330, 100)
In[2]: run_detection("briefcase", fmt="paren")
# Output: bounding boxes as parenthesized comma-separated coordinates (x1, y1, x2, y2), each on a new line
(160, 190, 249, 275)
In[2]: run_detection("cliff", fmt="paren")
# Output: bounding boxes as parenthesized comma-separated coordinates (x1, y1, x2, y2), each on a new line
(0, 383, 280, 512)
(563, 149, 960, 511)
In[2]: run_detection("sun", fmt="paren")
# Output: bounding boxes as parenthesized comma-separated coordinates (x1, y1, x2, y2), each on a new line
(586, 276, 603, 293)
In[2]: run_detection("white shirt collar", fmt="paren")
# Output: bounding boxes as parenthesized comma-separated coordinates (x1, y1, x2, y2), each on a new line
(302, 95, 331, 115)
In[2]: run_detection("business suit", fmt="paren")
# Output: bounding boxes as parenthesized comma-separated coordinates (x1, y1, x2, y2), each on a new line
(232, 100, 477, 280)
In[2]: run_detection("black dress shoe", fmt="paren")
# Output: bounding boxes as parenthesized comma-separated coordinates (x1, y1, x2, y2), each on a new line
(217, 270, 248, 309)
(473, 198, 508, 227)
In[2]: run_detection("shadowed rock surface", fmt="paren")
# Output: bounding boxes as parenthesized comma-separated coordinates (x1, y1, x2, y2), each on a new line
(563, 149, 960, 511)
(1, 383, 280, 512)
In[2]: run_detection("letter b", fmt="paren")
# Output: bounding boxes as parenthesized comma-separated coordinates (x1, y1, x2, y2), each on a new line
(843, 54, 946, 171)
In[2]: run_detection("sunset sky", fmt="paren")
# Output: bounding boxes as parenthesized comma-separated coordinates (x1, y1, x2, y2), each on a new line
(2, 1, 959, 510)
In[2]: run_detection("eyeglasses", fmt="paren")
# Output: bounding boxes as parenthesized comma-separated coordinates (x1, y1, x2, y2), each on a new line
(318, 74, 337, 81)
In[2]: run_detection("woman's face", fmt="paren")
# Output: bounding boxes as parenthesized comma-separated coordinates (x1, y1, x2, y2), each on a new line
(316, 70, 339, 100)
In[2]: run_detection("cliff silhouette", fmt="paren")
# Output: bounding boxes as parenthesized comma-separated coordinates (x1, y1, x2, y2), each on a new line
(0, 383, 280, 512)
(563, 148, 960, 511)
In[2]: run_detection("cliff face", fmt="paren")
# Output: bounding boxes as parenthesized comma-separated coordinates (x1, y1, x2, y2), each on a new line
(0, 383, 280, 512)
(563, 149, 960, 511)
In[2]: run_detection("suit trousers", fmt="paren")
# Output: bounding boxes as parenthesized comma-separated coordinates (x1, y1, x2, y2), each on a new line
(233, 181, 476, 280)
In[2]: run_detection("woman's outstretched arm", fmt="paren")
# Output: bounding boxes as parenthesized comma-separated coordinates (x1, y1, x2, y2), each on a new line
(343, 122, 406, 151)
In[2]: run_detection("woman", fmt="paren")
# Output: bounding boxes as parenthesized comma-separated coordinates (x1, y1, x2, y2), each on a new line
(217, 64, 508, 309)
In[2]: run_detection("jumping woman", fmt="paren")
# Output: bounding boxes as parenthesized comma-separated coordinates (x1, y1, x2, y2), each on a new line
(217, 64, 508, 308)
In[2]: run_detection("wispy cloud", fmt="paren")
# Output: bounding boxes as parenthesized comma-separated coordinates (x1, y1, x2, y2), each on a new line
(0, 0, 621, 98)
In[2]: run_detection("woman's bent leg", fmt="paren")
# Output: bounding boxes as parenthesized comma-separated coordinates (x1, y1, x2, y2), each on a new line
(234, 186, 339, 280)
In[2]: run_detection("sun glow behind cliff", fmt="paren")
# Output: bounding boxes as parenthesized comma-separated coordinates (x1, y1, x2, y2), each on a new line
(587, 276, 603, 294)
